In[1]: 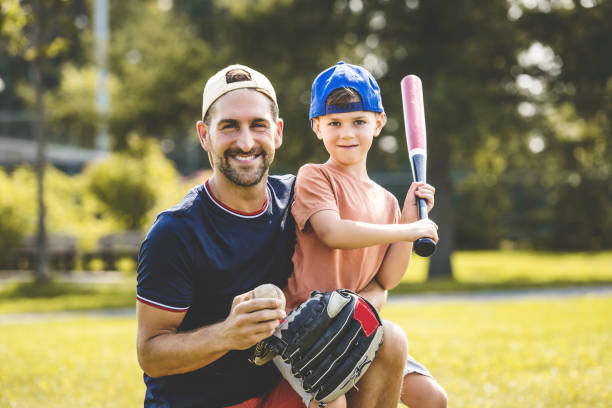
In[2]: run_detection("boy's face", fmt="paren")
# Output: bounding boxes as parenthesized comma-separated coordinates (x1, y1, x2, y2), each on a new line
(312, 110, 386, 170)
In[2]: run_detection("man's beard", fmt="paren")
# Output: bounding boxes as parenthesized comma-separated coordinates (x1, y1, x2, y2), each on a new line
(213, 147, 272, 187)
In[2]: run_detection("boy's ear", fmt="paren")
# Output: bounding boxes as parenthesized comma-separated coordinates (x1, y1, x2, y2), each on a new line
(373, 112, 387, 137)
(312, 118, 323, 140)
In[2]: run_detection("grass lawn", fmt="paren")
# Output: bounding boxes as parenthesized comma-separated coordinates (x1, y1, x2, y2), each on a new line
(384, 296, 612, 407)
(0, 280, 136, 314)
(1, 317, 143, 408)
(0, 251, 611, 314)
(402, 250, 612, 283)
(1, 295, 610, 407)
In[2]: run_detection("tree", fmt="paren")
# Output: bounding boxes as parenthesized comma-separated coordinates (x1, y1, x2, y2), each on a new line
(1, 0, 85, 281)
(350, 0, 531, 278)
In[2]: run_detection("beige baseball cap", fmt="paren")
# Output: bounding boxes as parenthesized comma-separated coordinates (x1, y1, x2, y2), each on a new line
(201, 64, 278, 120)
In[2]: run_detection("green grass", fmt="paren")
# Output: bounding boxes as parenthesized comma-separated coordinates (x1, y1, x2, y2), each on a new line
(1, 296, 610, 407)
(385, 295, 612, 407)
(402, 250, 612, 283)
(1, 251, 611, 314)
(394, 250, 612, 294)
(0, 281, 136, 314)
(1, 317, 143, 408)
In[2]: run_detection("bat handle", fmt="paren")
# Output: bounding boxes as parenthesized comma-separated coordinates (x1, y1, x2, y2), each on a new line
(411, 153, 437, 257)
(415, 197, 437, 257)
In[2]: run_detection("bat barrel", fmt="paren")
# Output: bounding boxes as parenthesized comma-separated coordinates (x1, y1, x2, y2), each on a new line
(402, 74, 437, 258)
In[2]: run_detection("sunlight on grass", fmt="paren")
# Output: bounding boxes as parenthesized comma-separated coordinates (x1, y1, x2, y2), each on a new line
(0, 318, 143, 408)
(1, 296, 609, 407)
(402, 250, 612, 283)
(383, 296, 612, 408)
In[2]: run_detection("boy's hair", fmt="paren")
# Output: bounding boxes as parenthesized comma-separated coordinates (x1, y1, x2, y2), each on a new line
(325, 87, 363, 109)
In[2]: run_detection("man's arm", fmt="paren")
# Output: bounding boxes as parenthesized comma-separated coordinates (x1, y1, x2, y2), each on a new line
(136, 292, 286, 378)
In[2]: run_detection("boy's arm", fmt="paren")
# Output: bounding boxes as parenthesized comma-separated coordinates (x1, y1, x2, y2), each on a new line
(376, 183, 435, 290)
(308, 211, 436, 250)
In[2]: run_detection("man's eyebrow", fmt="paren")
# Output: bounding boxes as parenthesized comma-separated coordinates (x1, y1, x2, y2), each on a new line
(251, 118, 270, 124)
(217, 119, 238, 127)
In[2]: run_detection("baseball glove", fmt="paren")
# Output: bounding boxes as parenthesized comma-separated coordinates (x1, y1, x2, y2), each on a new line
(251, 289, 384, 406)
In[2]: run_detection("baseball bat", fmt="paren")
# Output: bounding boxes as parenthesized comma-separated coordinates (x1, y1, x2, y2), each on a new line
(400, 75, 437, 257)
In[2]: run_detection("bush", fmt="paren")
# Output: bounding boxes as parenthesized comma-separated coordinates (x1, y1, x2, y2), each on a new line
(81, 136, 180, 230)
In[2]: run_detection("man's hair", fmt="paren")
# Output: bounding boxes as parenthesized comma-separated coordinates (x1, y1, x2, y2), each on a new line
(325, 87, 362, 109)
(203, 69, 279, 125)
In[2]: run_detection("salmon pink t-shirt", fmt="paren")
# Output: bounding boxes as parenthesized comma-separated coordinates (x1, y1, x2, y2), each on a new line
(284, 162, 400, 310)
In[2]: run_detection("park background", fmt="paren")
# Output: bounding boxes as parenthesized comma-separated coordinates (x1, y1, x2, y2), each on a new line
(0, 0, 610, 407)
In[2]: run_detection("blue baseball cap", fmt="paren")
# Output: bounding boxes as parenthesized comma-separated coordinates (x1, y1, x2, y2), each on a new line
(309, 61, 384, 120)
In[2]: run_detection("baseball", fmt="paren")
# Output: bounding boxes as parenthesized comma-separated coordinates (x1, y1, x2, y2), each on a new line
(253, 283, 286, 310)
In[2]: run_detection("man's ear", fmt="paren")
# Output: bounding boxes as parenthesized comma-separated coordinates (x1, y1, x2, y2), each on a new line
(274, 118, 284, 149)
(312, 118, 323, 140)
(373, 112, 387, 137)
(196, 121, 211, 152)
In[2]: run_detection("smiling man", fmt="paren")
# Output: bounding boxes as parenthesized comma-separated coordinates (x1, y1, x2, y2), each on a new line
(135, 64, 404, 408)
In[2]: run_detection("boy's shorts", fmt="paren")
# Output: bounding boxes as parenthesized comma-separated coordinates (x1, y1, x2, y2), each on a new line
(404, 353, 433, 378)
(225, 379, 302, 408)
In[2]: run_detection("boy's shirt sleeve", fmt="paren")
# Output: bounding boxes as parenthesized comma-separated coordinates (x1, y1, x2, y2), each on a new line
(136, 215, 194, 312)
(292, 164, 339, 231)
(393, 197, 401, 224)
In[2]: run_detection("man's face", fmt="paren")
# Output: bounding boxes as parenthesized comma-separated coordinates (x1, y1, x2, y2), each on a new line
(198, 89, 283, 187)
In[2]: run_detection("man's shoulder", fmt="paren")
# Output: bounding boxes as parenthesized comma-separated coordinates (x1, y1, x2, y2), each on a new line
(162, 184, 205, 216)
(269, 173, 296, 186)
(149, 184, 205, 233)
(268, 174, 296, 197)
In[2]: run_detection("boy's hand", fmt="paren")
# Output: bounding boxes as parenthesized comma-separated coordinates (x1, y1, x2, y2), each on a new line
(401, 182, 435, 223)
(407, 219, 439, 243)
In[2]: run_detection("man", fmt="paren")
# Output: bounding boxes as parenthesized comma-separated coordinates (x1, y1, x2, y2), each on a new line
(136, 64, 407, 407)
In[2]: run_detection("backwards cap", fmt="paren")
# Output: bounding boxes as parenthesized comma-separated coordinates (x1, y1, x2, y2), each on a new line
(309, 61, 384, 120)
(202, 64, 278, 119)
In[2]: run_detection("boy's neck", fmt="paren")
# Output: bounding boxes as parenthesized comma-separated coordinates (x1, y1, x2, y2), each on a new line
(325, 158, 370, 181)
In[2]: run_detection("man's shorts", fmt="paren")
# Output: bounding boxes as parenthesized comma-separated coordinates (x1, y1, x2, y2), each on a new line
(227, 354, 432, 408)
(225, 379, 302, 408)
(404, 353, 433, 378)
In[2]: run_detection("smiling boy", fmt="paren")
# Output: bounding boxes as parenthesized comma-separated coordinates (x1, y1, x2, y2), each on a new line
(283, 61, 447, 408)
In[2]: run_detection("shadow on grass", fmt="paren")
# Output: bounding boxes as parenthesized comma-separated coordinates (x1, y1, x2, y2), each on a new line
(391, 278, 612, 295)
(2, 281, 97, 299)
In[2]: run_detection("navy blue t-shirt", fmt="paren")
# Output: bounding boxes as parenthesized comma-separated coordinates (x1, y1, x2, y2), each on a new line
(137, 175, 296, 407)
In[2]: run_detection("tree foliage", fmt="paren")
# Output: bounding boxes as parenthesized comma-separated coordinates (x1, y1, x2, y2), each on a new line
(1, 0, 611, 276)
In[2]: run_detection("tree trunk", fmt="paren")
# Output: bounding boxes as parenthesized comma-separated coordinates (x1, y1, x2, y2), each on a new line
(33, 0, 49, 282)
(427, 164, 454, 280)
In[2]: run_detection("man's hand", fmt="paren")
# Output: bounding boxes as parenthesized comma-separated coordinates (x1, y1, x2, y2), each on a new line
(401, 182, 435, 224)
(220, 291, 286, 351)
(136, 290, 285, 378)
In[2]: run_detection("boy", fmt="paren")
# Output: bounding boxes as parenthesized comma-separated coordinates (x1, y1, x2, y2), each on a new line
(284, 62, 447, 407)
